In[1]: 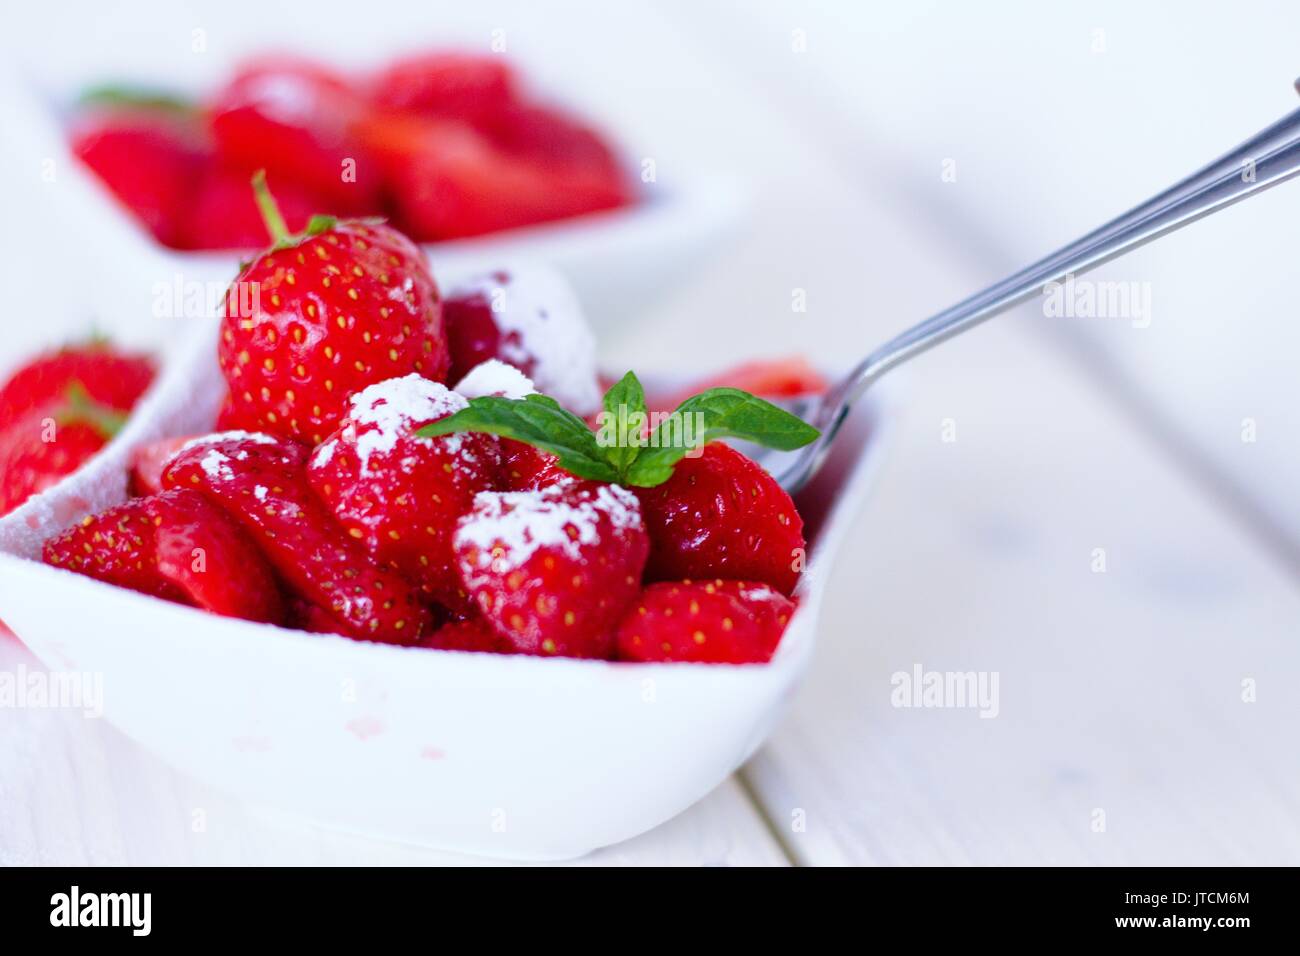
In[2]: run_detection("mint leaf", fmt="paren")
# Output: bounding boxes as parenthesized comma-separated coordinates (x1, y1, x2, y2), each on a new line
(598, 371, 648, 473)
(623, 388, 819, 487)
(421, 375, 819, 489)
(419, 394, 619, 483)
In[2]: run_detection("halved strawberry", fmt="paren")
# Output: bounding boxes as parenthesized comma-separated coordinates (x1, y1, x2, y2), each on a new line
(128, 436, 197, 497)
(162, 432, 431, 643)
(72, 110, 204, 247)
(178, 162, 324, 251)
(42, 488, 284, 623)
(368, 52, 518, 127)
(217, 175, 450, 444)
(418, 616, 517, 654)
(454, 481, 648, 658)
(307, 375, 501, 614)
(615, 579, 796, 664)
(359, 112, 629, 242)
(648, 357, 828, 415)
(208, 58, 379, 212)
(634, 442, 805, 596)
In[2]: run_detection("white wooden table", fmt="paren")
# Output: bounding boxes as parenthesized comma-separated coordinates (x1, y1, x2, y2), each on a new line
(3, 0, 1300, 866)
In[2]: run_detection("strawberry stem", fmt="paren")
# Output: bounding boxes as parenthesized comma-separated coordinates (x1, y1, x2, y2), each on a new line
(251, 169, 290, 245)
(58, 382, 128, 440)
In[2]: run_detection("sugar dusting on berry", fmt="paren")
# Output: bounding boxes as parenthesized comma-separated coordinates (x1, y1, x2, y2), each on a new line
(341, 374, 468, 475)
(179, 430, 277, 453)
(457, 482, 642, 572)
(453, 359, 536, 400)
(198, 449, 234, 482)
(446, 268, 600, 414)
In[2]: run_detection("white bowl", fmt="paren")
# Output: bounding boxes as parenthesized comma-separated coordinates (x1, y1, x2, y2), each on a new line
(0, 65, 747, 342)
(0, 317, 890, 860)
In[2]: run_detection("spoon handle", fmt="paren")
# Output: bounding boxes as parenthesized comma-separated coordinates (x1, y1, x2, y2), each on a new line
(775, 100, 1300, 495)
(841, 104, 1300, 403)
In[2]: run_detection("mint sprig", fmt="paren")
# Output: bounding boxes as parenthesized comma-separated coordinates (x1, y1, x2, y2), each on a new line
(418, 370, 819, 488)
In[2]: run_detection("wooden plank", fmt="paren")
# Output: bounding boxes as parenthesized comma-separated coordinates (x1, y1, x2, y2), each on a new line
(742, 312, 1300, 864)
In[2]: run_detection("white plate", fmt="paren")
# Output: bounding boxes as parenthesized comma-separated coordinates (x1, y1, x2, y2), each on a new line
(0, 315, 891, 860)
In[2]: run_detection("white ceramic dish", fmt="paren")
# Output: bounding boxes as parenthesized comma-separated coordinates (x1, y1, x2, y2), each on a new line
(0, 312, 890, 860)
(0, 64, 747, 341)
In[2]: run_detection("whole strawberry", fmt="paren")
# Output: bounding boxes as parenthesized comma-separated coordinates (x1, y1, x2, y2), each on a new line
(307, 374, 501, 614)
(43, 488, 284, 624)
(635, 442, 805, 596)
(0, 341, 155, 425)
(454, 481, 648, 658)
(217, 172, 450, 445)
(0, 386, 128, 514)
(616, 580, 796, 664)
(163, 432, 431, 643)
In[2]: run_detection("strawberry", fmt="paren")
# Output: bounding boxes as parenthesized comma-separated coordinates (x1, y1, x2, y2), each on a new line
(615, 579, 796, 664)
(178, 162, 324, 251)
(216, 173, 450, 445)
(442, 269, 601, 413)
(483, 102, 627, 184)
(42, 488, 284, 623)
(358, 112, 629, 242)
(0, 342, 155, 425)
(72, 109, 203, 247)
(128, 436, 196, 497)
(286, 596, 347, 634)
(307, 375, 501, 614)
(418, 616, 517, 654)
(162, 432, 431, 643)
(453, 481, 648, 658)
(368, 52, 518, 127)
(648, 358, 828, 416)
(208, 58, 380, 212)
(0, 386, 128, 514)
(635, 442, 805, 596)
(447, 356, 562, 491)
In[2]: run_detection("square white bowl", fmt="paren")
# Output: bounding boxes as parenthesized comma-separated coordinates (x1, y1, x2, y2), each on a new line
(0, 61, 748, 342)
(0, 316, 891, 860)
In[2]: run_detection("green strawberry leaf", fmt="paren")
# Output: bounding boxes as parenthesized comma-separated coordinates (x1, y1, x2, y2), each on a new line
(598, 371, 648, 473)
(419, 394, 620, 483)
(79, 85, 195, 116)
(622, 388, 819, 487)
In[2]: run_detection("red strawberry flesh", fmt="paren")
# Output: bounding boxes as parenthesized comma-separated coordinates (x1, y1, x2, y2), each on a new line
(162, 432, 430, 643)
(42, 488, 284, 623)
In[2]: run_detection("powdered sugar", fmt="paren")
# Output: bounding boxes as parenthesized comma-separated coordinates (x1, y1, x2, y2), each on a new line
(198, 449, 234, 482)
(179, 431, 277, 454)
(453, 360, 536, 400)
(311, 439, 337, 469)
(456, 482, 642, 572)
(445, 268, 601, 414)
(341, 374, 467, 476)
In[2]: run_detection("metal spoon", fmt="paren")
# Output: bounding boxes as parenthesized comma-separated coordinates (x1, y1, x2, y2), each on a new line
(767, 95, 1300, 494)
